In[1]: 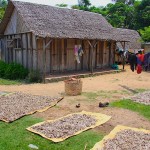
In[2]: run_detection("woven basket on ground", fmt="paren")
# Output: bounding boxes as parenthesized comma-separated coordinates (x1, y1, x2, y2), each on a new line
(64, 78, 82, 96)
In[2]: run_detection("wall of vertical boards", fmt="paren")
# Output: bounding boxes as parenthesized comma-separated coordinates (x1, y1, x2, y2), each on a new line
(1, 33, 116, 74)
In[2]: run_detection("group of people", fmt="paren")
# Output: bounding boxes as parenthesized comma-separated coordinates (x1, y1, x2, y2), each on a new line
(128, 51, 150, 74)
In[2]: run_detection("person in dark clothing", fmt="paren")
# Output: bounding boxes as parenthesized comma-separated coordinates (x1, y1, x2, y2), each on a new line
(128, 53, 137, 72)
(144, 52, 150, 71)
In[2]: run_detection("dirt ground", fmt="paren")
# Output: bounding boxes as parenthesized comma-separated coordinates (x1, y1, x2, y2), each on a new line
(0, 65, 150, 134)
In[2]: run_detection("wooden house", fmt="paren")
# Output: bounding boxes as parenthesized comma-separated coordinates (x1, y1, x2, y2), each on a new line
(142, 43, 150, 54)
(0, 1, 139, 75)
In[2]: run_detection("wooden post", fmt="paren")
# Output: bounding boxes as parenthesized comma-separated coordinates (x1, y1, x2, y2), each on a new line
(113, 41, 116, 64)
(43, 38, 53, 83)
(122, 41, 126, 70)
(43, 38, 46, 83)
(35, 36, 38, 71)
(21, 34, 24, 65)
(30, 33, 33, 70)
(87, 40, 98, 73)
(108, 41, 111, 66)
(26, 33, 28, 68)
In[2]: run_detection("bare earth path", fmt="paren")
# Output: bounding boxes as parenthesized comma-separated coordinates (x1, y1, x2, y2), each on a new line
(0, 66, 150, 133)
(0, 66, 149, 96)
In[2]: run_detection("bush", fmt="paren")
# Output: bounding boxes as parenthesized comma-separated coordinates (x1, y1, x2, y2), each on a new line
(0, 60, 7, 78)
(0, 61, 28, 80)
(27, 70, 42, 83)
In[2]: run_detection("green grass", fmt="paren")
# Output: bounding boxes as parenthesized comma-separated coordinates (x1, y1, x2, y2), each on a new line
(0, 78, 22, 85)
(82, 91, 113, 100)
(0, 116, 103, 150)
(82, 90, 130, 101)
(111, 99, 150, 120)
(135, 88, 149, 93)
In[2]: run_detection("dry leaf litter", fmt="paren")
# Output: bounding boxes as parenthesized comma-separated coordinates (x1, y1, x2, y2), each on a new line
(0, 92, 63, 122)
(32, 114, 96, 139)
(101, 129, 150, 150)
(130, 91, 150, 105)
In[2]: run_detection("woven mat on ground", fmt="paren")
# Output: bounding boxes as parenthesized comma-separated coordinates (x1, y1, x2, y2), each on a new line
(0, 91, 13, 96)
(27, 111, 111, 142)
(91, 125, 150, 150)
(130, 91, 150, 105)
(0, 92, 63, 123)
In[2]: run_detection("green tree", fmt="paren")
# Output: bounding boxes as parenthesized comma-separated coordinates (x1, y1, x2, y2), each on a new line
(105, 2, 135, 28)
(0, 0, 7, 22)
(71, 5, 80, 9)
(139, 26, 150, 42)
(78, 0, 91, 7)
(56, 3, 68, 7)
(89, 6, 106, 15)
(112, 0, 135, 5)
(135, 0, 150, 29)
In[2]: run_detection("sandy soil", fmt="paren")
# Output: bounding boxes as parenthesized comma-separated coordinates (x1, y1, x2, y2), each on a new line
(0, 66, 149, 97)
(0, 65, 150, 134)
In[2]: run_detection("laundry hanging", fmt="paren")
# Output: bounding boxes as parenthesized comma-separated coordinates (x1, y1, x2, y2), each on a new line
(144, 52, 150, 71)
(74, 45, 84, 64)
(74, 45, 80, 64)
(78, 45, 84, 56)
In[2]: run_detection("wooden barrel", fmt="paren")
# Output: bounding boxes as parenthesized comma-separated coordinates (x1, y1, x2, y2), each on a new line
(64, 78, 82, 96)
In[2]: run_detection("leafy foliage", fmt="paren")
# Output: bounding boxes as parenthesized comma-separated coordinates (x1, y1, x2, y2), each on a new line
(139, 26, 150, 42)
(71, 5, 80, 9)
(105, 2, 135, 28)
(0, 61, 28, 80)
(56, 3, 68, 7)
(27, 70, 42, 83)
(111, 0, 135, 5)
(135, 0, 150, 29)
(78, 0, 91, 7)
(0, 0, 7, 22)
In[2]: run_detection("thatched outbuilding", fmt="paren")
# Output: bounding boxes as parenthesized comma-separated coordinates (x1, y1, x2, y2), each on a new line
(0, 0, 141, 76)
(115, 28, 141, 52)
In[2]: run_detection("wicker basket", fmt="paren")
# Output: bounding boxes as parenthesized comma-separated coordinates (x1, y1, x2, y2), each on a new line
(64, 78, 82, 96)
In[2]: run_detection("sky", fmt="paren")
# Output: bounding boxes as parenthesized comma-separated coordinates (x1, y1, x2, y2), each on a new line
(17, 0, 113, 7)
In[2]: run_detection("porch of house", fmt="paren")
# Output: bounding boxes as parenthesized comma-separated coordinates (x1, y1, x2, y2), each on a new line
(45, 68, 124, 83)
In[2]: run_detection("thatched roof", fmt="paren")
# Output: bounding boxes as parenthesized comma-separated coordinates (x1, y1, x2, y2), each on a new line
(0, 0, 115, 40)
(0, 1, 15, 36)
(0, 0, 141, 45)
(114, 28, 141, 49)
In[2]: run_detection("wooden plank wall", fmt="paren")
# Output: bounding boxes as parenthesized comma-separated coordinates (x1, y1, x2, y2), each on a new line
(4, 33, 36, 70)
(3, 35, 115, 74)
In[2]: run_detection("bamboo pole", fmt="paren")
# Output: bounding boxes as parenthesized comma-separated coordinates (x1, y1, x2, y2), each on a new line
(122, 41, 126, 70)
(43, 38, 53, 83)
(43, 38, 46, 83)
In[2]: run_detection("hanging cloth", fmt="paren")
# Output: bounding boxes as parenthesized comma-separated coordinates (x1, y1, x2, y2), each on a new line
(78, 45, 84, 56)
(74, 45, 80, 64)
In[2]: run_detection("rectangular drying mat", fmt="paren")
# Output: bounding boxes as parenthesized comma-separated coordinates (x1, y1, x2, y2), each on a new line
(91, 125, 150, 150)
(27, 111, 111, 142)
(0, 91, 14, 96)
(0, 92, 63, 123)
